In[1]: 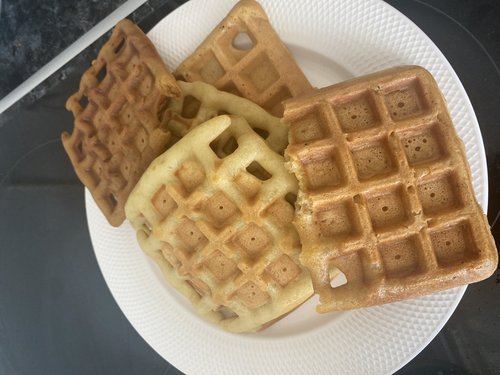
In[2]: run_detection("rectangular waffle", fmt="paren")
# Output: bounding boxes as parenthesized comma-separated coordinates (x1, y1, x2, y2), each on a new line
(175, 0, 314, 116)
(165, 80, 288, 154)
(125, 115, 313, 332)
(63, 19, 181, 226)
(284, 65, 498, 312)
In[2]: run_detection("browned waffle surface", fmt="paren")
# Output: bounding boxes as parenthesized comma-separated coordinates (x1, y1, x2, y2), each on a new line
(63, 19, 180, 226)
(284, 65, 498, 312)
(125, 115, 313, 332)
(175, 0, 313, 116)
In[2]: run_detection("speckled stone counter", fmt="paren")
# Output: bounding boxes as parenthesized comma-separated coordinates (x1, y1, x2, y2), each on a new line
(0, 0, 182, 122)
(0, 0, 126, 99)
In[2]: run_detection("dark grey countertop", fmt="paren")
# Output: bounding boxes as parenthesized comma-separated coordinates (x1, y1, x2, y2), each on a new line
(0, 1, 499, 374)
(0, 0, 126, 99)
(0, 0, 179, 119)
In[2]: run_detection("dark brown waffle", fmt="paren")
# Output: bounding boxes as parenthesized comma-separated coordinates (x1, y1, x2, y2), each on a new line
(175, 0, 314, 116)
(63, 19, 180, 226)
(284, 65, 498, 312)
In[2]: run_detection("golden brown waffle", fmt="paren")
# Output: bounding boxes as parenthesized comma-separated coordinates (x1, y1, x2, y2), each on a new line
(63, 19, 181, 227)
(166, 80, 288, 154)
(284, 65, 498, 312)
(125, 115, 313, 332)
(175, 0, 314, 116)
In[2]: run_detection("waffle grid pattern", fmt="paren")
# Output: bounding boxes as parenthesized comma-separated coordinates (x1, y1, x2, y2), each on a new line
(174, 0, 313, 116)
(285, 66, 497, 311)
(126, 115, 312, 332)
(63, 19, 180, 226)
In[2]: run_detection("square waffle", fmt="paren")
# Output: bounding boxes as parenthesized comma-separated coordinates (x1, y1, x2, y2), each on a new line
(125, 115, 313, 332)
(166, 80, 288, 154)
(284, 65, 498, 312)
(175, 0, 314, 116)
(63, 19, 181, 226)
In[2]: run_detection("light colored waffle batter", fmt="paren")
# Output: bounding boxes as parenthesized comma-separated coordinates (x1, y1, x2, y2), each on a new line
(126, 115, 313, 332)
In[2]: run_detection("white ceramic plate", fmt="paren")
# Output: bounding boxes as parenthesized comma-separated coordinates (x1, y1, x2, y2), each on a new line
(86, 0, 489, 374)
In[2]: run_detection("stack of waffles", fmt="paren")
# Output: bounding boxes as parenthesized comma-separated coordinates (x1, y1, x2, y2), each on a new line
(63, 0, 497, 332)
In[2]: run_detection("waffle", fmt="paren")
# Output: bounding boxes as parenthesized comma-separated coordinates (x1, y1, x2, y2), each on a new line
(63, 19, 181, 226)
(125, 115, 313, 332)
(284, 65, 498, 312)
(166, 80, 288, 154)
(175, 0, 313, 116)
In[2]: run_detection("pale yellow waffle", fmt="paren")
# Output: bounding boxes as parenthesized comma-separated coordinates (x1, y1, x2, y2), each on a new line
(284, 65, 498, 312)
(175, 0, 314, 116)
(125, 115, 313, 332)
(165, 80, 288, 154)
(63, 19, 180, 226)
